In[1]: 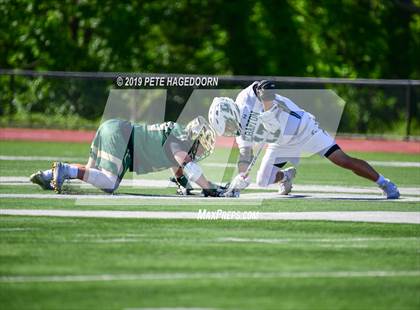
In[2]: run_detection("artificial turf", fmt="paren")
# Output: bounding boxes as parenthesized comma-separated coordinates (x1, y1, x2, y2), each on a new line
(1, 140, 419, 309)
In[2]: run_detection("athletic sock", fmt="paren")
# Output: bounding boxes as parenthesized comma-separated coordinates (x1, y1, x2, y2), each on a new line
(66, 165, 79, 179)
(42, 169, 53, 180)
(376, 174, 386, 186)
(177, 175, 190, 188)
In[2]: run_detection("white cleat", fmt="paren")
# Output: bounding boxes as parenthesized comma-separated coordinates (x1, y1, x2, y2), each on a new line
(278, 167, 297, 195)
(379, 179, 400, 199)
(51, 162, 71, 194)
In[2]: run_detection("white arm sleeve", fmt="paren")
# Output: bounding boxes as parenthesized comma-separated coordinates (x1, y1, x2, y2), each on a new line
(183, 162, 203, 182)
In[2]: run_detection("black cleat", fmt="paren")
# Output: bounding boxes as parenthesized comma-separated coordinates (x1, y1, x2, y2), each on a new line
(30, 171, 53, 190)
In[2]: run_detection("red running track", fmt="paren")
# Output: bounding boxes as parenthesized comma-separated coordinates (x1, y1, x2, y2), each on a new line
(1, 128, 419, 154)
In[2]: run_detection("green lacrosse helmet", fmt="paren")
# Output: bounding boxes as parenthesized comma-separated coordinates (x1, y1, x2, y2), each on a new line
(185, 116, 216, 161)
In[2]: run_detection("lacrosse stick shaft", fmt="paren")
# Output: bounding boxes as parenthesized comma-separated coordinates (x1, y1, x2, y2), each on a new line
(243, 142, 265, 178)
(225, 142, 265, 194)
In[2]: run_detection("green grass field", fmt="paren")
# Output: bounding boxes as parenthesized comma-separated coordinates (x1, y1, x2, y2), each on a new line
(1, 140, 420, 310)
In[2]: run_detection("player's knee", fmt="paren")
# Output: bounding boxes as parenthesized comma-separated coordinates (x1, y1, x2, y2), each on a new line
(101, 183, 120, 194)
(85, 168, 119, 192)
(101, 187, 115, 194)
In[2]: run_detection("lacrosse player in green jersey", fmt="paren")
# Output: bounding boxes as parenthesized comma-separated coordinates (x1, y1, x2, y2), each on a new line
(30, 116, 229, 197)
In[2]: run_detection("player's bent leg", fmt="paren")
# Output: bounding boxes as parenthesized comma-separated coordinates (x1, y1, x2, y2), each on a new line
(256, 145, 297, 195)
(51, 162, 118, 194)
(256, 165, 296, 195)
(83, 168, 119, 193)
(85, 157, 96, 169)
(256, 149, 282, 187)
(326, 146, 400, 199)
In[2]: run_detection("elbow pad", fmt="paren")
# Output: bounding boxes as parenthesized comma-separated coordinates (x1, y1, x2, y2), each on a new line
(183, 162, 203, 182)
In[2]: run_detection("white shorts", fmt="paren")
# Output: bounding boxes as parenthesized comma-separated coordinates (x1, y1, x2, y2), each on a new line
(256, 123, 336, 187)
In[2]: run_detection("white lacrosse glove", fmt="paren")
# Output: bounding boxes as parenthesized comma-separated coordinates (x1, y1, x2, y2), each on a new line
(230, 173, 251, 190)
(259, 104, 281, 133)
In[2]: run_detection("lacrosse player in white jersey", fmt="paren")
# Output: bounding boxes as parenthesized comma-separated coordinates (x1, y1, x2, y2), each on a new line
(208, 80, 400, 199)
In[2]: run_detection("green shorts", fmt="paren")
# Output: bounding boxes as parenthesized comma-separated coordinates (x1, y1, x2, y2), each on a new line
(89, 119, 133, 180)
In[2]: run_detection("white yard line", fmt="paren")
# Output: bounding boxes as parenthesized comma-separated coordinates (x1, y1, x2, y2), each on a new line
(0, 193, 263, 206)
(242, 192, 420, 201)
(296, 159, 420, 168)
(0, 155, 86, 162)
(1, 177, 419, 196)
(1, 270, 419, 283)
(0, 228, 37, 231)
(1, 209, 420, 224)
(217, 237, 420, 244)
(86, 238, 141, 243)
(70, 236, 420, 245)
(1, 192, 419, 203)
(367, 160, 420, 168)
(1, 155, 420, 168)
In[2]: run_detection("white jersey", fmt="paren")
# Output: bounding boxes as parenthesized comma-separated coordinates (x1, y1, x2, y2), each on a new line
(235, 83, 313, 148)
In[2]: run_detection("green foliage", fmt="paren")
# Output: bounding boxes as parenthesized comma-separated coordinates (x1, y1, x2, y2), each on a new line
(1, 0, 419, 77)
(334, 85, 409, 134)
(0, 112, 99, 129)
(0, 0, 419, 134)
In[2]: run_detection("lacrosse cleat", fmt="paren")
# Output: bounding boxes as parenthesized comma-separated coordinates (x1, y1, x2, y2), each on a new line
(278, 167, 296, 195)
(51, 162, 71, 193)
(379, 179, 400, 199)
(30, 171, 53, 190)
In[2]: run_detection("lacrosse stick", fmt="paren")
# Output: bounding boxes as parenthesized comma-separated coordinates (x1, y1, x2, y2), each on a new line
(224, 142, 265, 196)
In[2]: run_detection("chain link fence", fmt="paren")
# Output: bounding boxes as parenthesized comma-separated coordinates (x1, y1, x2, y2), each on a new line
(0, 70, 419, 140)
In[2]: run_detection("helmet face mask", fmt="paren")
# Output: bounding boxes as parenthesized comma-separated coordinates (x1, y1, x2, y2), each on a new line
(208, 97, 241, 137)
(224, 118, 241, 136)
(185, 116, 216, 162)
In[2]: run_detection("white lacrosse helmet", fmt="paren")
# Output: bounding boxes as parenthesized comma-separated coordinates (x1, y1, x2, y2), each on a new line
(185, 116, 216, 161)
(208, 97, 241, 136)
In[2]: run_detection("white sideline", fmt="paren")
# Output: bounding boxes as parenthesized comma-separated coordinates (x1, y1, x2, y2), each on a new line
(1, 209, 420, 224)
(1, 192, 420, 202)
(1, 270, 419, 283)
(1, 177, 420, 196)
(1, 155, 420, 167)
(0, 155, 86, 162)
(217, 237, 420, 244)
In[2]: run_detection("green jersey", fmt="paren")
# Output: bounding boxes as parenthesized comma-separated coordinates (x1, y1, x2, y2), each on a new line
(89, 119, 189, 179)
(132, 121, 188, 174)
